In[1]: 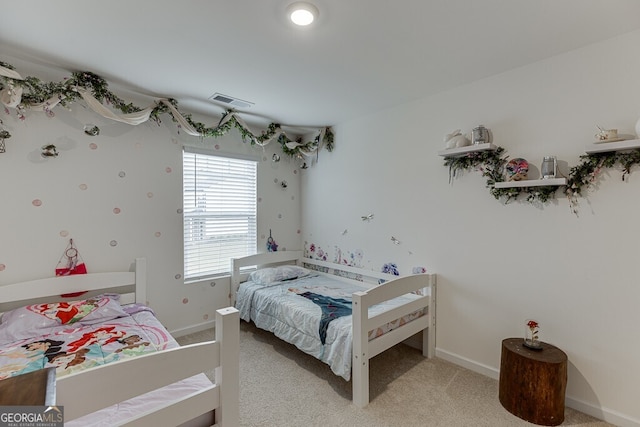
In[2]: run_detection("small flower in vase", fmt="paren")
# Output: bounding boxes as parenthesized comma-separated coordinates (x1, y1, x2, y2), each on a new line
(524, 319, 541, 350)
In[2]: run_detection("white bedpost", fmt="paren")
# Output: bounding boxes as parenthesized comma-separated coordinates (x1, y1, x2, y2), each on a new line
(215, 307, 240, 426)
(352, 291, 369, 407)
(134, 257, 147, 304)
(422, 274, 437, 358)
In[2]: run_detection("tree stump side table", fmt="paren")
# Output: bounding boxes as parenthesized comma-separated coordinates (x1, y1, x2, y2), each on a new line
(499, 338, 568, 426)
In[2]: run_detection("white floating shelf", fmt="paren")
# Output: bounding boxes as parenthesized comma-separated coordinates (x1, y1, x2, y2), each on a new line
(494, 178, 567, 189)
(585, 138, 640, 154)
(438, 143, 497, 158)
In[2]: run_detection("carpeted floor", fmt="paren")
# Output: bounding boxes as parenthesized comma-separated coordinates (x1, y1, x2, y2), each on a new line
(176, 321, 613, 427)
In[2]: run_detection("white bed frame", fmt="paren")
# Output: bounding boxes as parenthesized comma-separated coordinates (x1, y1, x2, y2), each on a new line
(230, 251, 437, 407)
(0, 258, 240, 427)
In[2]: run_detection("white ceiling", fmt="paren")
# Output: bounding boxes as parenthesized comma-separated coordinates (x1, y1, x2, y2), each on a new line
(2, 0, 640, 131)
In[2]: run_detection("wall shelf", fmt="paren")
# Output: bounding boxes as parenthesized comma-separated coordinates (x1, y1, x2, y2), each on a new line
(494, 178, 567, 189)
(438, 143, 497, 158)
(585, 138, 640, 154)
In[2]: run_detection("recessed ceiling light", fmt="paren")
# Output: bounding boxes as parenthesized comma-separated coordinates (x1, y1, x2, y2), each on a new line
(287, 2, 319, 26)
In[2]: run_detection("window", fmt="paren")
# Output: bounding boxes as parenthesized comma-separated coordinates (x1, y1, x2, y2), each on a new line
(183, 149, 257, 281)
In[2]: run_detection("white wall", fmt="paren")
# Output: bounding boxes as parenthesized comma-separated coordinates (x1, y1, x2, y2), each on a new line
(0, 60, 303, 334)
(302, 30, 640, 425)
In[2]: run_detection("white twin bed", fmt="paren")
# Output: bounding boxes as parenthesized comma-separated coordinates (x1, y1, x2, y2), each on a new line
(0, 258, 239, 427)
(231, 250, 437, 407)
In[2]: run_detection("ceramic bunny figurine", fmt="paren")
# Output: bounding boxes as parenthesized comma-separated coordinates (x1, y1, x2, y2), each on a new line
(444, 129, 471, 149)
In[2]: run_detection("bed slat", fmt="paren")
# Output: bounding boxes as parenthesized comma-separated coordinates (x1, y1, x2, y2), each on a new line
(121, 387, 218, 427)
(365, 296, 429, 332)
(302, 258, 398, 283)
(362, 273, 434, 306)
(368, 316, 430, 358)
(0, 272, 135, 304)
(0, 258, 147, 307)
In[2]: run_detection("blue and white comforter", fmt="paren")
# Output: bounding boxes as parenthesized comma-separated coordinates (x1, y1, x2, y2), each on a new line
(236, 274, 421, 380)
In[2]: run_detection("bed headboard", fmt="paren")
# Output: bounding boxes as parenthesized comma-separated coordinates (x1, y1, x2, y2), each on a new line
(0, 258, 147, 313)
(230, 251, 302, 304)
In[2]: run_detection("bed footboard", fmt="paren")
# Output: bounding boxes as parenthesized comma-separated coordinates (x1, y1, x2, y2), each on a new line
(57, 307, 240, 427)
(352, 273, 436, 407)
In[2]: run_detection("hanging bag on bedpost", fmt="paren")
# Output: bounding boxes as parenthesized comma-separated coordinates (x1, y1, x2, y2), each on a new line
(55, 239, 88, 276)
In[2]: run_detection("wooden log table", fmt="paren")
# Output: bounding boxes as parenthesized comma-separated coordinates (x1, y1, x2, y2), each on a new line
(499, 338, 567, 426)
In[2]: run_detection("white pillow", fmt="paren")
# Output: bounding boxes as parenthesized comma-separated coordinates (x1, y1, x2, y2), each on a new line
(249, 265, 310, 284)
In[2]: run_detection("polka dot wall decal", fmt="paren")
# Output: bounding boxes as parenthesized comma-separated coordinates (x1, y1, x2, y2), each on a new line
(182, 298, 189, 304)
(203, 314, 209, 320)
(297, 229, 301, 234)
(79, 184, 88, 190)
(32, 199, 42, 207)
(135, 142, 142, 149)
(258, 197, 262, 203)
(175, 274, 182, 280)
(278, 213, 282, 219)
(294, 170, 298, 174)
(177, 208, 183, 214)
(147, 192, 154, 198)
(0, 264, 5, 271)
(154, 232, 161, 237)
(172, 138, 179, 145)
(165, 167, 172, 173)
(291, 196, 295, 200)
(273, 178, 278, 183)
(109, 240, 118, 247)
(261, 234, 265, 239)
(113, 207, 121, 214)
(214, 144, 220, 150)
(89, 143, 98, 150)
(60, 230, 69, 237)
(118, 171, 126, 178)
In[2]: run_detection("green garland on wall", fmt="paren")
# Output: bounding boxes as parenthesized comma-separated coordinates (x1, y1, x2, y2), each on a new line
(0, 61, 334, 158)
(566, 150, 640, 213)
(444, 145, 640, 211)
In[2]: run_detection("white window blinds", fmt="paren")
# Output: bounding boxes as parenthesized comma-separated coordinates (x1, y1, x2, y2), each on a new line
(183, 149, 257, 281)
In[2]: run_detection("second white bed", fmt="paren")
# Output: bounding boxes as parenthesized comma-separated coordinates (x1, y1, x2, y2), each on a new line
(231, 251, 437, 407)
(236, 272, 425, 381)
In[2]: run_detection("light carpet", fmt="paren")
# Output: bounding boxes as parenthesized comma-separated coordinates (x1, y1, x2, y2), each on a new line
(177, 321, 612, 427)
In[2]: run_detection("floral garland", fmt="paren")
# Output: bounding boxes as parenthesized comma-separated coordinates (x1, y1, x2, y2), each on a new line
(443, 146, 559, 204)
(566, 150, 640, 214)
(0, 61, 334, 158)
(444, 145, 640, 209)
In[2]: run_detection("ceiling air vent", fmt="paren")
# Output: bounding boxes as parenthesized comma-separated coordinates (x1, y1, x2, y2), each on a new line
(208, 93, 254, 109)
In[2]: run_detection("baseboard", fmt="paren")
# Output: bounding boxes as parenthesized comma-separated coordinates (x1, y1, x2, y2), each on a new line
(565, 396, 640, 427)
(435, 347, 500, 380)
(169, 319, 216, 338)
(436, 348, 640, 427)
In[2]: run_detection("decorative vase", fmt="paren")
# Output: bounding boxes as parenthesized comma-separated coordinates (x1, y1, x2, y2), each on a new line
(540, 156, 557, 179)
(524, 319, 542, 350)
